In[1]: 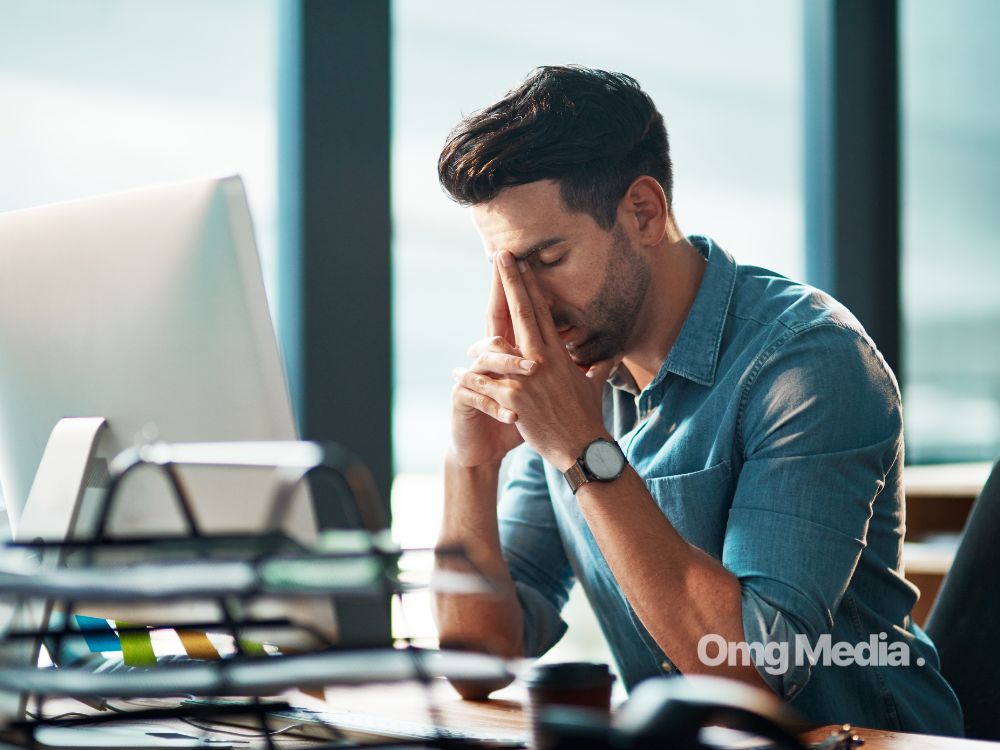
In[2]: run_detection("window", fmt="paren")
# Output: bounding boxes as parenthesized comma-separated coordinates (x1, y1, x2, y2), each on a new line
(0, 0, 278, 304)
(900, 0, 1000, 463)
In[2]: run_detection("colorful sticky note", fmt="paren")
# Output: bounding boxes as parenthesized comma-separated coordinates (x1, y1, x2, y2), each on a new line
(115, 621, 156, 667)
(74, 615, 121, 653)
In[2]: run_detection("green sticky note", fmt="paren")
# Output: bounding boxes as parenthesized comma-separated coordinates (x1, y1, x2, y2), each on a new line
(238, 638, 267, 656)
(115, 621, 156, 667)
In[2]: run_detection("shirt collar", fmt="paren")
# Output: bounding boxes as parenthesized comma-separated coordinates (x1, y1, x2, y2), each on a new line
(650, 235, 737, 389)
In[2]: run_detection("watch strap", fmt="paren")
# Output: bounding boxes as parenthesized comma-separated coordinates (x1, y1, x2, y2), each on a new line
(563, 461, 589, 494)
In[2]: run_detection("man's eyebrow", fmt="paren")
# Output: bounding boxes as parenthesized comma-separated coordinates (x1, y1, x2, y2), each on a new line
(488, 237, 565, 263)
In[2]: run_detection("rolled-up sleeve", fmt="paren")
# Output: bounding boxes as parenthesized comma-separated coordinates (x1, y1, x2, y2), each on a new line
(498, 444, 575, 657)
(723, 322, 903, 698)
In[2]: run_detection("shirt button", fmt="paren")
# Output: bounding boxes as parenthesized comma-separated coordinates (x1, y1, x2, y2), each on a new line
(661, 660, 675, 673)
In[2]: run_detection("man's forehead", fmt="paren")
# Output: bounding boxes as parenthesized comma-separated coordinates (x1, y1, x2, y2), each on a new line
(471, 181, 573, 260)
(481, 236, 565, 263)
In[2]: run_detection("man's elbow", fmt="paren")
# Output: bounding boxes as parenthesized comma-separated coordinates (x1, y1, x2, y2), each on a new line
(448, 674, 518, 701)
(436, 626, 524, 700)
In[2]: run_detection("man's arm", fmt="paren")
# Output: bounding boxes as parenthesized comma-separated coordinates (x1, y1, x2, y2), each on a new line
(435, 454, 523, 699)
(434, 260, 539, 698)
(572, 461, 766, 685)
(721, 321, 903, 699)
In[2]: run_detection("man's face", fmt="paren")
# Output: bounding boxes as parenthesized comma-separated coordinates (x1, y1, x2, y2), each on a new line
(472, 180, 651, 367)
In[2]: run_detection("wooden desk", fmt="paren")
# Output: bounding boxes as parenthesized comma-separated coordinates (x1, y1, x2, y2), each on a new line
(314, 684, 994, 750)
(800, 726, 997, 750)
(25, 686, 993, 750)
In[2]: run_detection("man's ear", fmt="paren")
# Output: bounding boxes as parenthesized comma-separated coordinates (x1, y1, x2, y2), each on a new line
(617, 176, 669, 246)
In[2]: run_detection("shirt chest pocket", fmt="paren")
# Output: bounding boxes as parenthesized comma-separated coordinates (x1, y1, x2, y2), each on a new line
(644, 460, 733, 560)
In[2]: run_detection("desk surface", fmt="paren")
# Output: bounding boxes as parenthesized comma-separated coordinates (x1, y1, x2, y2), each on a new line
(314, 684, 995, 750)
(31, 684, 995, 750)
(798, 726, 996, 750)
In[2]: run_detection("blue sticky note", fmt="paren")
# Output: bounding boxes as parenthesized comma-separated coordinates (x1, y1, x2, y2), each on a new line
(74, 615, 122, 653)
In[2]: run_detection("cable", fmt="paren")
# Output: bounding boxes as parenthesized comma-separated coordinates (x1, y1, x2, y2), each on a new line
(106, 698, 344, 741)
(24, 711, 91, 722)
(177, 716, 310, 738)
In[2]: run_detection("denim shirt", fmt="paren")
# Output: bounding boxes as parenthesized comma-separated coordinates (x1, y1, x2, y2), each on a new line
(498, 236, 963, 735)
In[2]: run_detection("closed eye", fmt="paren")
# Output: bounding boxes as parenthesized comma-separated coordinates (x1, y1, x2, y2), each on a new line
(537, 255, 564, 268)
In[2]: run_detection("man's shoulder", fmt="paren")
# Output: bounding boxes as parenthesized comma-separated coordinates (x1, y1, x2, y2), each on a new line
(722, 261, 898, 402)
(723, 265, 902, 465)
(728, 262, 865, 339)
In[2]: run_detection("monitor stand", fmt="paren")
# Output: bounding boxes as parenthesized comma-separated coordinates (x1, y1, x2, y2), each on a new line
(2, 419, 245, 748)
(1, 417, 107, 721)
(15, 417, 108, 546)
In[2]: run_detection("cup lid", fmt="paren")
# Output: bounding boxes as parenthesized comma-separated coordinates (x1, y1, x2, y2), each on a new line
(523, 661, 615, 689)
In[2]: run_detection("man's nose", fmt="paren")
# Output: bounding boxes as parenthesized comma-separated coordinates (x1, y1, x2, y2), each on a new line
(534, 278, 556, 311)
(536, 284, 563, 325)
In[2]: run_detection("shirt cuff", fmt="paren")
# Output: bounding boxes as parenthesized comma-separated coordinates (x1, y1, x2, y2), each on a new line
(514, 580, 568, 657)
(740, 586, 813, 700)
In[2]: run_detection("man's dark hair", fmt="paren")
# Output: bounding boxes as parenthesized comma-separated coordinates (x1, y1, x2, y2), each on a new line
(438, 65, 672, 230)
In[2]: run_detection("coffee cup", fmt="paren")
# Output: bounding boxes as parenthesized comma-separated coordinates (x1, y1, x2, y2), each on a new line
(523, 662, 615, 749)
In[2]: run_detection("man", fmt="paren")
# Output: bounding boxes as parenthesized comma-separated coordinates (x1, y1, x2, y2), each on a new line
(433, 66, 962, 735)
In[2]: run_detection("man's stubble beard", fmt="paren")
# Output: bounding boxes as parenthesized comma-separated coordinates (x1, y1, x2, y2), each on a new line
(563, 226, 651, 367)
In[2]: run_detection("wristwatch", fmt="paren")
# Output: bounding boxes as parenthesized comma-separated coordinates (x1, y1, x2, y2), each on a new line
(563, 438, 628, 494)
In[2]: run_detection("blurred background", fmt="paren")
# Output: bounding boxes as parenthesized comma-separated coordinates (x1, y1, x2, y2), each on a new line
(1, 0, 997, 668)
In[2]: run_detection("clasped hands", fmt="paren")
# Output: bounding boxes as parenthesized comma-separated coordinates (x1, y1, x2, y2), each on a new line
(450, 250, 618, 472)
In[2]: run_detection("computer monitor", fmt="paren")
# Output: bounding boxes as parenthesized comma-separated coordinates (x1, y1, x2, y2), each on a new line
(0, 175, 303, 532)
(0, 175, 339, 640)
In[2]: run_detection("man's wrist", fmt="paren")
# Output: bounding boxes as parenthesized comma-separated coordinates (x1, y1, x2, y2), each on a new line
(548, 429, 616, 473)
(441, 450, 503, 543)
(444, 447, 503, 474)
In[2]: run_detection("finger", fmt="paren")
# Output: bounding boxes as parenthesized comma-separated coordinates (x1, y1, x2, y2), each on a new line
(496, 251, 545, 355)
(469, 351, 536, 375)
(585, 357, 620, 384)
(517, 261, 559, 345)
(453, 367, 508, 405)
(486, 260, 513, 343)
(466, 335, 521, 360)
(451, 383, 517, 424)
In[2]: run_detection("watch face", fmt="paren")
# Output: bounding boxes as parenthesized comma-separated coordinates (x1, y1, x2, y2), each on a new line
(584, 440, 625, 480)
